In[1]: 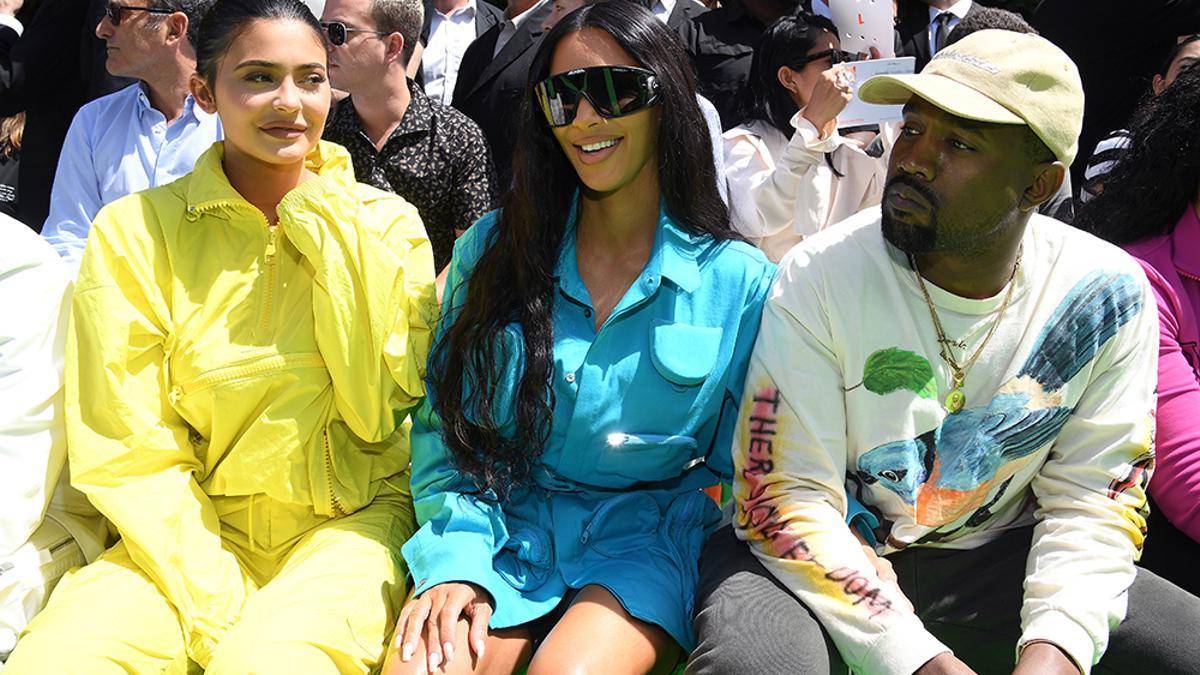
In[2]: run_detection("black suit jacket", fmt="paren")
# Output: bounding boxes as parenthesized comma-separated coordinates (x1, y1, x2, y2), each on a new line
(1, 0, 129, 230)
(666, 0, 708, 32)
(894, 0, 981, 71)
(416, 0, 503, 87)
(451, 1, 554, 189)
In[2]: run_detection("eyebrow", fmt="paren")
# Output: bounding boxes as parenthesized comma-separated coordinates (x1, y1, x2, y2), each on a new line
(234, 60, 326, 70)
(902, 103, 999, 140)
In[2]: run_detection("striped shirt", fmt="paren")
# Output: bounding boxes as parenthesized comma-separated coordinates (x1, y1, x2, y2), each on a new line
(1081, 128, 1132, 202)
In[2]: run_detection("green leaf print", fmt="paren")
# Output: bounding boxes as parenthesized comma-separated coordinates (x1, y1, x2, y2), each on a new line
(862, 348, 936, 400)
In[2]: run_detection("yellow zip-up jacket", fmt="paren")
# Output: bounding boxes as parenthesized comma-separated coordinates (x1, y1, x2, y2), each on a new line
(64, 141, 437, 666)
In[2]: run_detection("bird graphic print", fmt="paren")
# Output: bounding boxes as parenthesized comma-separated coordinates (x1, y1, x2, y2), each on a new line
(855, 270, 1144, 530)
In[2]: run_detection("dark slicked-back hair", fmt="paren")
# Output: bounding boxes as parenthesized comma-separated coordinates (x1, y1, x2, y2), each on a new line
(1159, 33, 1200, 75)
(742, 11, 838, 137)
(195, 0, 326, 85)
(1078, 64, 1200, 245)
(429, 0, 736, 497)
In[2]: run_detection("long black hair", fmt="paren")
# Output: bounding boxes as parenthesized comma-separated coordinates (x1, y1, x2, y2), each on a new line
(195, 0, 326, 85)
(742, 11, 838, 137)
(1077, 64, 1200, 245)
(430, 1, 736, 496)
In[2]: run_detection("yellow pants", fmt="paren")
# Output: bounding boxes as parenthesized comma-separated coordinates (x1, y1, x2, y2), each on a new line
(4, 480, 415, 674)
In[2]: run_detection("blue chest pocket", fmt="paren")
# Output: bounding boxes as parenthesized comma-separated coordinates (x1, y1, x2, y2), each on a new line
(591, 432, 703, 485)
(588, 322, 724, 487)
(649, 321, 724, 388)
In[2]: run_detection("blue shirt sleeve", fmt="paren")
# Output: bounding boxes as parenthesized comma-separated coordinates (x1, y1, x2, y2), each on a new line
(401, 211, 514, 603)
(707, 248, 777, 481)
(42, 105, 102, 266)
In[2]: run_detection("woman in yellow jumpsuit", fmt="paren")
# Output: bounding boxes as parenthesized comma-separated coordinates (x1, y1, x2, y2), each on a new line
(3, 0, 437, 672)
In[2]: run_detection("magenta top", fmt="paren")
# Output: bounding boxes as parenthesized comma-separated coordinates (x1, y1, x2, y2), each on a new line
(1125, 203, 1200, 543)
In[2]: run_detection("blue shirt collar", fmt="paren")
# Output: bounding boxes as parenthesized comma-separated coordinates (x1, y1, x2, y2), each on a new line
(134, 81, 210, 123)
(555, 192, 705, 308)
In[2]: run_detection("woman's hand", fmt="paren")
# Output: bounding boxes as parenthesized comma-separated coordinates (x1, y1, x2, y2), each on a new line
(850, 528, 914, 612)
(801, 66, 855, 139)
(394, 582, 493, 671)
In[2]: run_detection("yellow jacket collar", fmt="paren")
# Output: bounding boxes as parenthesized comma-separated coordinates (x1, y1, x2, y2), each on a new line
(184, 140, 357, 213)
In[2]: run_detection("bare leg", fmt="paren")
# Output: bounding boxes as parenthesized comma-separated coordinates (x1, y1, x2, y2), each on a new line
(528, 585, 681, 675)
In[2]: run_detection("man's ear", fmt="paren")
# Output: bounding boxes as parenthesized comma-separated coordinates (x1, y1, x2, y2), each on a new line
(1019, 160, 1066, 212)
(165, 12, 189, 45)
(385, 32, 406, 65)
(190, 72, 217, 114)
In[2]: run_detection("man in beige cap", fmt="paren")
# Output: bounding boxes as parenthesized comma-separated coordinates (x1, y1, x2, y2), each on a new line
(688, 30, 1200, 675)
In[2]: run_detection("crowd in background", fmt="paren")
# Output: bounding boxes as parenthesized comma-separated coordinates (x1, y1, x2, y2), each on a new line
(2, 0, 1200, 673)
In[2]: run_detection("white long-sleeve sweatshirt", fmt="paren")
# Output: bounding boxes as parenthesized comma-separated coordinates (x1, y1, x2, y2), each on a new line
(0, 215, 105, 562)
(723, 113, 892, 263)
(733, 208, 1158, 674)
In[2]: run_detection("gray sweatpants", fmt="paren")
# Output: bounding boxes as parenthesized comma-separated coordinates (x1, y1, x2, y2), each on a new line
(688, 526, 1200, 675)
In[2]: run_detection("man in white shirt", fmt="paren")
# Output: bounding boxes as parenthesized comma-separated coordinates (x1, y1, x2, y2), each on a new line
(40, 0, 221, 270)
(418, 0, 502, 104)
(689, 30, 1200, 675)
(0, 215, 107, 664)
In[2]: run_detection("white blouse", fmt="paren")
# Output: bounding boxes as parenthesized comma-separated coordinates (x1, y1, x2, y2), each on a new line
(723, 112, 893, 263)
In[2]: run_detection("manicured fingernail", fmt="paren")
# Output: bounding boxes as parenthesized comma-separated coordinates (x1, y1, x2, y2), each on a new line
(428, 651, 442, 670)
(474, 639, 486, 658)
(401, 642, 413, 661)
(443, 641, 455, 662)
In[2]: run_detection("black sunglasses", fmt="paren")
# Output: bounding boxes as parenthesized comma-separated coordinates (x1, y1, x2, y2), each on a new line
(796, 49, 857, 67)
(320, 21, 388, 47)
(534, 65, 661, 127)
(104, 2, 175, 25)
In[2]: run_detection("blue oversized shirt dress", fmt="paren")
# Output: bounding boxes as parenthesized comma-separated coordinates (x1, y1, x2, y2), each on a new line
(402, 205, 775, 649)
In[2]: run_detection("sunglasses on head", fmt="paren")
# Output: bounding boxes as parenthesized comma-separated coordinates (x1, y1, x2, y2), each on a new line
(534, 65, 662, 127)
(104, 2, 175, 25)
(319, 21, 388, 46)
(796, 48, 857, 67)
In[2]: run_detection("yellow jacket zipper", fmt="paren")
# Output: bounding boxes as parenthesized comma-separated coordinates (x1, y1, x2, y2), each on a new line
(167, 353, 326, 404)
(323, 429, 348, 517)
(259, 225, 279, 337)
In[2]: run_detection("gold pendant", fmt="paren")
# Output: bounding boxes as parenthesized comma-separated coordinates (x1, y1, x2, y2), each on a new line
(945, 388, 966, 413)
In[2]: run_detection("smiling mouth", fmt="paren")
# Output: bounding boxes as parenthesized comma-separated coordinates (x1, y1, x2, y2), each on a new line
(579, 138, 619, 153)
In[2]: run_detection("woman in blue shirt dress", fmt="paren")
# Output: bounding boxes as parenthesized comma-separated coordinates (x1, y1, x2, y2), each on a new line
(385, 4, 775, 674)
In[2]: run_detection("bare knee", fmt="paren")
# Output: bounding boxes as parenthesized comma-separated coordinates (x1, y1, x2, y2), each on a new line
(528, 586, 680, 675)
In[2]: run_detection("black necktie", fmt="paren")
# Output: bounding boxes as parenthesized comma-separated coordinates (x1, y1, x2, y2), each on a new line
(934, 12, 953, 54)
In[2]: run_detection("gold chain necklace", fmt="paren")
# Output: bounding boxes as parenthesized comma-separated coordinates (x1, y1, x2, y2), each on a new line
(906, 246, 1022, 413)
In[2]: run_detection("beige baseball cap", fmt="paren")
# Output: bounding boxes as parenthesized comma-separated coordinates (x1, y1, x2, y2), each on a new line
(858, 29, 1085, 166)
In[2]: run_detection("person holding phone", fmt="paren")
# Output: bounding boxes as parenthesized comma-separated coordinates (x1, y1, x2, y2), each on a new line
(723, 12, 893, 263)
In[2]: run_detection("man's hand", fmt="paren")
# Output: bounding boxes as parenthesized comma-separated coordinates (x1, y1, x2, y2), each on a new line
(392, 582, 493, 672)
(916, 652, 978, 675)
(1013, 641, 1081, 675)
